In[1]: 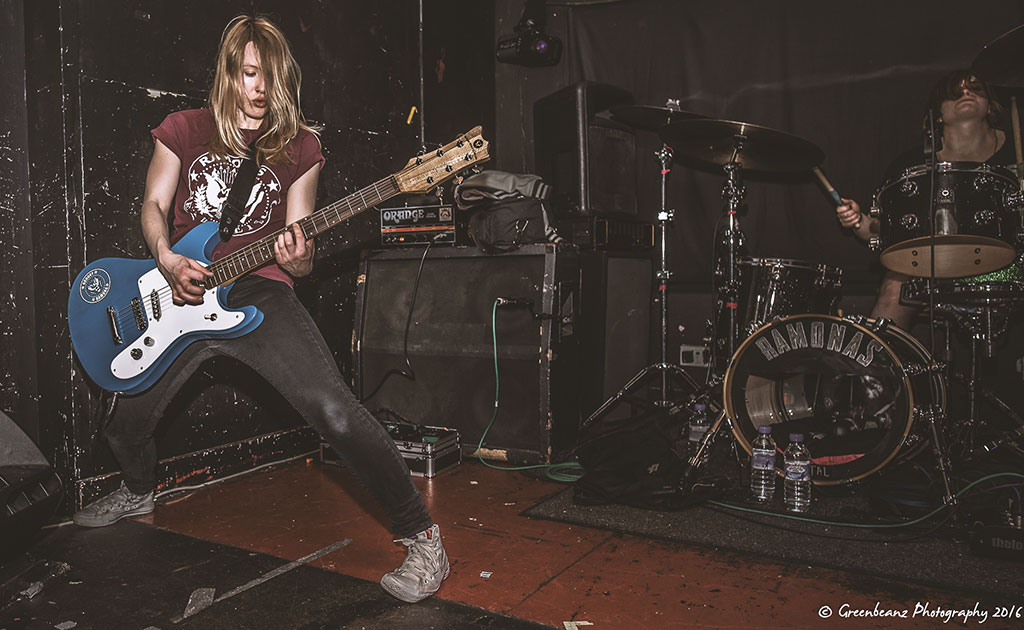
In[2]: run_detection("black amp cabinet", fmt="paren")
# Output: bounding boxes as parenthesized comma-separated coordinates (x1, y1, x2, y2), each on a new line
(352, 244, 581, 464)
(534, 81, 636, 219)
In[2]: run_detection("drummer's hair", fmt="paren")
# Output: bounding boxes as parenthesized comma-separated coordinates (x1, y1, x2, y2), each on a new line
(926, 69, 1002, 128)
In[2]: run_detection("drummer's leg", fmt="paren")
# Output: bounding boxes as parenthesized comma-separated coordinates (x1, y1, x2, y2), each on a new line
(870, 270, 918, 331)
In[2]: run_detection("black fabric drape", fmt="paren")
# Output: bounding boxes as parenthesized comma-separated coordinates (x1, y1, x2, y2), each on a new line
(565, 0, 1024, 282)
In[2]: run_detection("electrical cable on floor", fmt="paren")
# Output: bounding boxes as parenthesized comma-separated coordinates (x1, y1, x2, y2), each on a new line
(474, 300, 584, 482)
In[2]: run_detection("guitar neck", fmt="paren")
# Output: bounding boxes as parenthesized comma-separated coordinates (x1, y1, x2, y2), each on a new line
(205, 175, 401, 286)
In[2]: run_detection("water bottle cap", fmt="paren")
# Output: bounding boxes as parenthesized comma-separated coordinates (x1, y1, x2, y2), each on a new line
(758, 425, 772, 434)
(789, 433, 803, 442)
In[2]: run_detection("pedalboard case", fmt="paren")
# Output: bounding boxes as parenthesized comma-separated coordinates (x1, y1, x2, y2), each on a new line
(322, 421, 461, 478)
(382, 422, 461, 478)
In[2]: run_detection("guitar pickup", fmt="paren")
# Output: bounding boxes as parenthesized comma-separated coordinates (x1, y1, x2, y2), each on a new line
(150, 289, 161, 321)
(107, 306, 123, 345)
(131, 297, 146, 332)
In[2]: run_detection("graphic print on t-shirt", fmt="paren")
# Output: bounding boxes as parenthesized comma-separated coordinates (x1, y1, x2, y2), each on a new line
(184, 152, 282, 236)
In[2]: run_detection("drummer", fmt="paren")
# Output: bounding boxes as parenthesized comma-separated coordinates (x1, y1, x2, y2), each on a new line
(836, 70, 1015, 331)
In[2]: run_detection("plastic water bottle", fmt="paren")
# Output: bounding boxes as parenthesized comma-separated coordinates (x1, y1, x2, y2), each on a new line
(783, 433, 811, 512)
(687, 403, 710, 467)
(750, 425, 777, 502)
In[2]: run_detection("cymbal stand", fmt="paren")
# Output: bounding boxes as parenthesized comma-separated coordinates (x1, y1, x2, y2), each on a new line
(684, 144, 752, 480)
(941, 302, 1024, 459)
(711, 144, 749, 375)
(581, 143, 702, 430)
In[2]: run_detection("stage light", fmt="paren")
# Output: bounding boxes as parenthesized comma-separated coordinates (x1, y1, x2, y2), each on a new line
(496, 0, 562, 68)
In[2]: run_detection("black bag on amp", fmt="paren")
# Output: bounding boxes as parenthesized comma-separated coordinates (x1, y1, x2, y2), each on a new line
(352, 244, 580, 464)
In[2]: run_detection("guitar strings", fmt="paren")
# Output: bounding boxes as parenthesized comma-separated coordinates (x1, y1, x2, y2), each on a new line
(106, 137, 482, 327)
(107, 177, 404, 327)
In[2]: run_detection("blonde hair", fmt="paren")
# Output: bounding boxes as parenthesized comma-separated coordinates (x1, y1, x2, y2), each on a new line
(208, 15, 319, 165)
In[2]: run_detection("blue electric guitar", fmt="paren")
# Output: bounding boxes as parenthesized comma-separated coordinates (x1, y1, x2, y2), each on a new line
(68, 127, 489, 394)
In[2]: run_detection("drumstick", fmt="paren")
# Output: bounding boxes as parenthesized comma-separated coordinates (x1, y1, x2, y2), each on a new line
(812, 167, 860, 229)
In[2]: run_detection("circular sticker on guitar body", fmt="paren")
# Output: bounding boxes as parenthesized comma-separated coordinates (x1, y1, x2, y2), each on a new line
(79, 268, 112, 304)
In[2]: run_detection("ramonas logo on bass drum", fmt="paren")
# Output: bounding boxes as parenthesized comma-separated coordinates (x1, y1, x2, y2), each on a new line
(184, 152, 281, 235)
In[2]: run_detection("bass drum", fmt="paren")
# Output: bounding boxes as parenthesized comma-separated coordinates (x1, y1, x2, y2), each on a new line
(723, 314, 944, 486)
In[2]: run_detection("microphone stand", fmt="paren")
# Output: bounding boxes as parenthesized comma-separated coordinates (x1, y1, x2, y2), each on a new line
(923, 107, 957, 509)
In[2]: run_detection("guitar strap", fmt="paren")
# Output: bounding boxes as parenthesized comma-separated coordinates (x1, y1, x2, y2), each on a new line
(218, 138, 261, 241)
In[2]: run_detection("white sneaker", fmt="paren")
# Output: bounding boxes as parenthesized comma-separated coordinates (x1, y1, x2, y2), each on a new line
(72, 482, 155, 528)
(380, 524, 450, 603)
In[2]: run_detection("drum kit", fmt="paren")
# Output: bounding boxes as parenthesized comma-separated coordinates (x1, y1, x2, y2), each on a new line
(582, 26, 1024, 504)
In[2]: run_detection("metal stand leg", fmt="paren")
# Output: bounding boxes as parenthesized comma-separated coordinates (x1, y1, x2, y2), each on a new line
(581, 144, 703, 430)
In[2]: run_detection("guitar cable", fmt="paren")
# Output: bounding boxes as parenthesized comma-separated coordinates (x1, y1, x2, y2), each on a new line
(359, 236, 438, 403)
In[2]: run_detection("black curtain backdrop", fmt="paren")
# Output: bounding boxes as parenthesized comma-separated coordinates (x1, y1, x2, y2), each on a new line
(559, 0, 1024, 283)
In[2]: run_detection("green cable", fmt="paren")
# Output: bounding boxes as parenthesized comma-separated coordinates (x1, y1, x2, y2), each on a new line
(474, 300, 584, 482)
(708, 471, 1024, 529)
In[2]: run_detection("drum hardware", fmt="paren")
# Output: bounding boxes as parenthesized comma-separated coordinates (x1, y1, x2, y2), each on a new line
(902, 361, 946, 376)
(659, 118, 826, 377)
(921, 403, 958, 507)
(581, 103, 705, 431)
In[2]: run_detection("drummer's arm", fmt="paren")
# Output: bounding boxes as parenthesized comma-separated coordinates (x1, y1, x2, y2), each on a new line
(836, 198, 877, 242)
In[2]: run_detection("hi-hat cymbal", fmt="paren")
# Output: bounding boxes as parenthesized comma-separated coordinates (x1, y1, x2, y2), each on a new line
(608, 105, 708, 132)
(972, 24, 1024, 87)
(659, 118, 824, 174)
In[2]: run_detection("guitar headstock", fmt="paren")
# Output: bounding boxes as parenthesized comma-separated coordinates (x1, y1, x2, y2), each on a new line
(395, 126, 490, 194)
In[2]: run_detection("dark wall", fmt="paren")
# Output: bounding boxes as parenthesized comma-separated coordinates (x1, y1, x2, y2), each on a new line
(0, 0, 40, 442)
(496, 0, 1024, 352)
(1, 0, 493, 500)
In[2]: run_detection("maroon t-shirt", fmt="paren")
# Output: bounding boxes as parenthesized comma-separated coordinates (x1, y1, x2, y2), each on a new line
(151, 108, 325, 287)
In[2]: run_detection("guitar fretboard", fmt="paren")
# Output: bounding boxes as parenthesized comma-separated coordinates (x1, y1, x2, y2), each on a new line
(204, 175, 401, 287)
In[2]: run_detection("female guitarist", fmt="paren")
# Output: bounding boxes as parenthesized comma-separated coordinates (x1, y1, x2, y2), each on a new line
(72, 14, 449, 604)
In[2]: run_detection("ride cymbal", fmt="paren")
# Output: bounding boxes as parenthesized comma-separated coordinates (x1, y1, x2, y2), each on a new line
(973, 24, 1024, 87)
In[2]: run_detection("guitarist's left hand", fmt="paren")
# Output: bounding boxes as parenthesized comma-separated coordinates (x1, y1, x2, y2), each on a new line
(275, 223, 314, 278)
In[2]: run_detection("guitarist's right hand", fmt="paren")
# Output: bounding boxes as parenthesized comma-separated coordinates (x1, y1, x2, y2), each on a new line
(157, 250, 214, 305)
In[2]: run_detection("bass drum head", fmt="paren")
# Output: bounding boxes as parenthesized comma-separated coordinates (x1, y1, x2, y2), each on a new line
(723, 314, 941, 486)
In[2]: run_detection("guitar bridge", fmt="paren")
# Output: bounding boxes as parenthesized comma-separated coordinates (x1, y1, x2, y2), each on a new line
(107, 306, 123, 345)
(131, 297, 146, 331)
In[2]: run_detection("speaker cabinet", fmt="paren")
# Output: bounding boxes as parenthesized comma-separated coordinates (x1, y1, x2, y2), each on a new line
(534, 81, 636, 219)
(1, 411, 62, 557)
(353, 244, 580, 463)
(578, 251, 652, 420)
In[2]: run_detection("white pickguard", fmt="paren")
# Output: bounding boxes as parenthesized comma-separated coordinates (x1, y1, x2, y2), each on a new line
(110, 266, 244, 380)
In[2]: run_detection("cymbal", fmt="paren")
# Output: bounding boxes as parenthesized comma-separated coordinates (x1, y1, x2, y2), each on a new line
(972, 24, 1024, 87)
(659, 118, 824, 173)
(608, 105, 708, 132)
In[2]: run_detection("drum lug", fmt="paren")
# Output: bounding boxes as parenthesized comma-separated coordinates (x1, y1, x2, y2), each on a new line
(868, 204, 880, 218)
(974, 209, 995, 225)
(868, 236, 881, 251)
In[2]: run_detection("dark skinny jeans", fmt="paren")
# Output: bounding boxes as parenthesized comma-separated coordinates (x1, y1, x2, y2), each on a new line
(103, 275, 433, 538)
